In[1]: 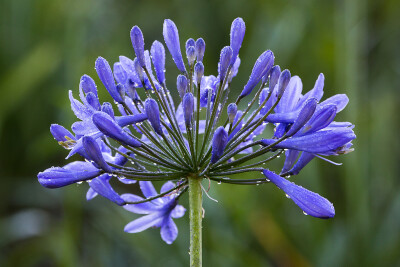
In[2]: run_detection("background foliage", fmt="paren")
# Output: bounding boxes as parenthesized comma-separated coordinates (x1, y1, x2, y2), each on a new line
(1, 0, 399, 266)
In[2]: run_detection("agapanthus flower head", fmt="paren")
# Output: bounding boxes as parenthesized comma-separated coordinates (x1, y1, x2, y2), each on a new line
(38, 17, 355, 245)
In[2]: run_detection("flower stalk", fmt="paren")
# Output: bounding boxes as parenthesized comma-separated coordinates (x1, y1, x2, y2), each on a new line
(189, 174, 202, 267)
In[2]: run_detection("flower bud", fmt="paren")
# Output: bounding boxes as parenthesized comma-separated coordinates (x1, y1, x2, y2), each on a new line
(276, 69, 291, 98)
(79, 75, 98, 98)
(227, 103, 237, 123)
(177, 74, 187, 99)
(194, 62, 204, 85)
(269, 65, 281, 91)
(113, 62, 128, 84)
(230, 17, 246, 66)
(218, 46, 233, 82)
(95, 57, 123, 103)
(130, 26, 146, 68)
(286, 98, 317, 137)
(151, 41, 166, 85)
(82, 136, 113, 173)
(163, 19, 186, 73)
(144, 98, 163, 135)
(185, 38, 195, 50)
(101, 102, 114, 118)
(116, 84, 126, 100)
(182, 92, 194, 127)
(240, 50, 274, 98)
(86, 92, 101, 110)
(186, 46, 196, 66)
(211, 126, 228, 164)
(133, 58, 144, 83)
(262, 169, 335, 218)
(195, 38, 205, 62)
(92, 112, 142, 147)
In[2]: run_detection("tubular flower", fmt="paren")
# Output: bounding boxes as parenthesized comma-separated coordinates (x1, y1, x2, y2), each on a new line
(38, 17, 355, 246)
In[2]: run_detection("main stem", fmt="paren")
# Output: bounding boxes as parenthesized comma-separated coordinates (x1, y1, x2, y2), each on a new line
(188, 175, 202, 267)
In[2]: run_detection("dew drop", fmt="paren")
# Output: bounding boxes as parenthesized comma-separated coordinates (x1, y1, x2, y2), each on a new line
(153, 163, 157, 166)
(77, 181, 83, 185)
(285, 194, 290, 199)
(287, 175, 291, 178)
(265, 179, 270, 182)
(217, 181, 221, 185)
(277, 156, 280, 158)
(303, 211, 308, 216)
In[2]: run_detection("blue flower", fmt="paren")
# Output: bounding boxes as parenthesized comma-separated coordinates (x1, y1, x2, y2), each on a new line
(39, 17, 356, 246)
(122, 181, 186, 244)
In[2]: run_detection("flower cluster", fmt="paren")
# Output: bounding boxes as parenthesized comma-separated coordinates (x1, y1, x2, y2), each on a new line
(38, 18, 355, 244)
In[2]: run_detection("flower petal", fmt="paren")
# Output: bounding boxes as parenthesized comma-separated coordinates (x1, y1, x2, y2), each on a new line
(263, 169, 335, 218)
(160, 217, 178, 244)
(124, 213, 163, 233)
(89, 174, 125, 206)
(163, 19, 186, 73)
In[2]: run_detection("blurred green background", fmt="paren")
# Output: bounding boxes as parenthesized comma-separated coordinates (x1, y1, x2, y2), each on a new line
(1, 0, 399, 266)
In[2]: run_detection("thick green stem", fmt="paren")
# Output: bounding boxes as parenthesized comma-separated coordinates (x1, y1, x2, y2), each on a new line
(189, 175, 202, 267)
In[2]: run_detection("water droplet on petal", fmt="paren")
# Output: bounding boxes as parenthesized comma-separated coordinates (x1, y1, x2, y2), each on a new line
(303, 211, 308, 216)
(285, 194, 290, 199)
(77, 181, 83, 185)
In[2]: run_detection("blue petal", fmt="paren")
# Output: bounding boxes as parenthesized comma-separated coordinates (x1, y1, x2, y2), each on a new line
(113, 62, 128, 85)
(95, 57, 123, 103)
(79, 75, 98, 98)
(218, 46, 233, 82)
(275, 76, 303, 113)
(227, 103, 238, 123)
(82, 136, 113, 173)
(281, 150, 300, 174)
(161, 181, 176, 194)
(289, 152, 315, 175)
(268, 65, 281, 92)
(297, 73, 324, 107)
(50, 124, 75, 142)
(240, 50, 274, 98)
(160, 217, 178, 244)
(122, 194, 159, 214)
(275, 69, 291, 98)
(101, 102, 114, 118)
(86, 187, 98, 201)
(124, 212, 163, 233)
(230, 18, 246, 66)
(286, 98, 317, 137)
(119, 56, 142, 85)
(130, 26, 146, 67)
(195, 38, 205, 62)
(144, 98, 163, 135)
(263, 169, 335, 218)
(38, 161, 101, 188)
(139, 181, 161, 203)
(182, 92, 194, 127)
(211, 126, 228, 163)
(89, 174, 125, 206)
(176, 74, 187, 99)
(171, 205, 186, 218)
(299, 104, 337, 135)
(194, 62, 204, 85)
(151, 40, 166, 85)
(92, 112, 142, 147)
(69, 90, 94, 121)
(261, 127, 356, 154)
(163, 19, 186, 73)
(86, 92, 101, 111)
(115, 113, 148, 127)
(319, 94, 349, 113)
